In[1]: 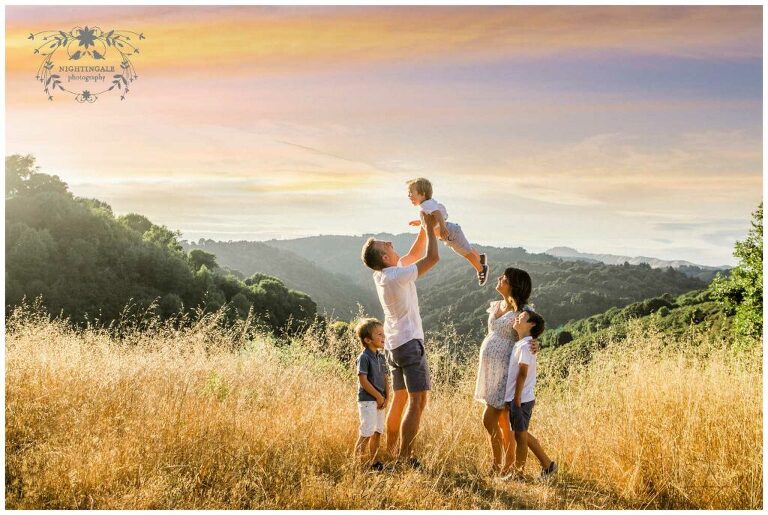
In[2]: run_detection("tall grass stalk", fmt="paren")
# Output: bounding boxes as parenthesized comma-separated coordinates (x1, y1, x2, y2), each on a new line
(5, 306, 762, 509)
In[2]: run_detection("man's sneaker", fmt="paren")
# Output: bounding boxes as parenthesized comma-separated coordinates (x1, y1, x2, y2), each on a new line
(407, 457, 422, 470)
(478, 263, 489, 286)
(370, 461, 385, 471)
(539, 461, 558, 481)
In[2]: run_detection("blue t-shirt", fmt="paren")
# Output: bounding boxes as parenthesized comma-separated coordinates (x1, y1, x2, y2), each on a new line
(356, 348, 388, 402)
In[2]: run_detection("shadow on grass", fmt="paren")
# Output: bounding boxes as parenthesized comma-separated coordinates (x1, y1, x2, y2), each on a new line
(534, 469, 639, 509)
(416, 464, 640, 509)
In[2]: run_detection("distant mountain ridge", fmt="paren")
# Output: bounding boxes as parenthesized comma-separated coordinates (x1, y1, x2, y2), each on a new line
(545, 246, 729, 282)
(197, 233, 706, 338)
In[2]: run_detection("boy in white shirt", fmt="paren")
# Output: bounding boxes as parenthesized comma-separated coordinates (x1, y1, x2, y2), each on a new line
(502, 310, 557, 480)
(406, 177, 489, 286)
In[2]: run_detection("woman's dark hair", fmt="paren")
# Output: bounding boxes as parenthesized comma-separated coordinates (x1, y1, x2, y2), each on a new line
(504, 267, 532, 312)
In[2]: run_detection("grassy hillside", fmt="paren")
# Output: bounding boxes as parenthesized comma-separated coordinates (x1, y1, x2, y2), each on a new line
(5, 156, 315, 332)
(6, 305, 761, 509)
(542, 289, 729, 348)
(266, 233, 706, 338)
(265, 232, 544, 281)
(538, 289, 738, 382)
(183, 240, 378, 317)
(415, 256, 705, 338)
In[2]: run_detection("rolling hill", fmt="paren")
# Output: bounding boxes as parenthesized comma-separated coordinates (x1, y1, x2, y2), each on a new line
(199, 233, 707, 340)
(182, 239, 379, 318)
(538, 288, 733, 380)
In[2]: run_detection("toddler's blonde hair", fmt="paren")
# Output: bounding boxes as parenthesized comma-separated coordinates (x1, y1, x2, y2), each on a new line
(406, 178, 433, 200)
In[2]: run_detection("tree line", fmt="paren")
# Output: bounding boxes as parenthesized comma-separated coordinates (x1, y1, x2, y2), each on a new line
(5, 154, 317, 333)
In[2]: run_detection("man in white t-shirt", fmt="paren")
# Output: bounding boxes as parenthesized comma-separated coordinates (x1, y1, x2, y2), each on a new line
(360, 211, 440, 467)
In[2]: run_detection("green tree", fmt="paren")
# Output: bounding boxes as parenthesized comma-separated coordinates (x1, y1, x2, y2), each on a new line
(5, 154, 317, 333)
(710, 203, 763, 340)
(159, 293, 183, 317)
(143, 224, 184, 255)
(230, 292, 251, 318)
(119, 213, 154, 235)
(5, 154, 69, 199)
(189, 249, 219, 272)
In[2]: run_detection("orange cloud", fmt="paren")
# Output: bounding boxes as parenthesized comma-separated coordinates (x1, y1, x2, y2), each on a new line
(6, 6, 761, 79)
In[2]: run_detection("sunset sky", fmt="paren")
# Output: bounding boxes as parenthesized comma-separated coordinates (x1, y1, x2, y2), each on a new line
(5, 6, 762, 266)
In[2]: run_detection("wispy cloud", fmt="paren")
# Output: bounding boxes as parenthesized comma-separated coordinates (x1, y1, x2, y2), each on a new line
(6, 6, 761, 77)
(4, 6, 761, 266)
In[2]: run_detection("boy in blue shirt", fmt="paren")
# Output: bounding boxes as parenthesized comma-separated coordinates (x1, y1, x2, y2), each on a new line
(354, 318, 390, 470)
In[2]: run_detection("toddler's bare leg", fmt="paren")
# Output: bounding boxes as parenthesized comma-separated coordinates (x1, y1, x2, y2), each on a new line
(464, 249, 483, 272)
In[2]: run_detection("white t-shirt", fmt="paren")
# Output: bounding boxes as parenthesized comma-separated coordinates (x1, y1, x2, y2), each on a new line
(504, 336, 537, 404)
(419, 198, 448, 221)
(372, 263, 424, 350)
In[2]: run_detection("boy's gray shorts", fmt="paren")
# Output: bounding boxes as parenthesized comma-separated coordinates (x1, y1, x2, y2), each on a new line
(386, 339, 431, 393)
(508, 400, 535, 432)
(442, 222, 472, 257)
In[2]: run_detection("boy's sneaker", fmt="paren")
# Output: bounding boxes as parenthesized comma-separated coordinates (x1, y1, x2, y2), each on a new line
(477, 254, 489, 286)
(477, 263, 489, 286)
(539, 461, 558, 481)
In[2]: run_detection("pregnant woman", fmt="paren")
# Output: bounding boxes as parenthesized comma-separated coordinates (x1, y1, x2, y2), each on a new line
(474, 267, 535, 475)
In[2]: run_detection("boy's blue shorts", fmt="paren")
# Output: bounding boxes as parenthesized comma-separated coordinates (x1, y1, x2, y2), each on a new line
(508, 400, 535, 432)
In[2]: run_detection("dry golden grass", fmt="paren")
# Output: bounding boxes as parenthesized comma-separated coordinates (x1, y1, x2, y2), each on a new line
(5, 306, 763, 509)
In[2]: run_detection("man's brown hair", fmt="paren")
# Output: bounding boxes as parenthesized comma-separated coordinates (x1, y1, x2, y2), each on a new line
(406, 177, 433, 200)
(355, 317, 383, 347)
(361, 237, 385, 271)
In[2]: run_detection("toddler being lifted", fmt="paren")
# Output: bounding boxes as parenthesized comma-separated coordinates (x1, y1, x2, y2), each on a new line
(406, 177, 488, 286)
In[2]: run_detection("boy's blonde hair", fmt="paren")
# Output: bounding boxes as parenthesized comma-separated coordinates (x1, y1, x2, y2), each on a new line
(406, 177, 433, 200)
(355, 317, 383, 347)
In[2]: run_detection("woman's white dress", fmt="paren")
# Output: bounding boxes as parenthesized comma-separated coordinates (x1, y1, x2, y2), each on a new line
(474, 300, 520, 410)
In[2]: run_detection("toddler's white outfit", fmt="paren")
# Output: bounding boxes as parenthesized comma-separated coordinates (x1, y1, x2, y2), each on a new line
(418, 198, 473, 257)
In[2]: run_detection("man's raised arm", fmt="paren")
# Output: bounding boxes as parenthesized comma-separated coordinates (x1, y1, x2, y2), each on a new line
(414, 212, 439, 277)
(398, 225, 427, 267)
